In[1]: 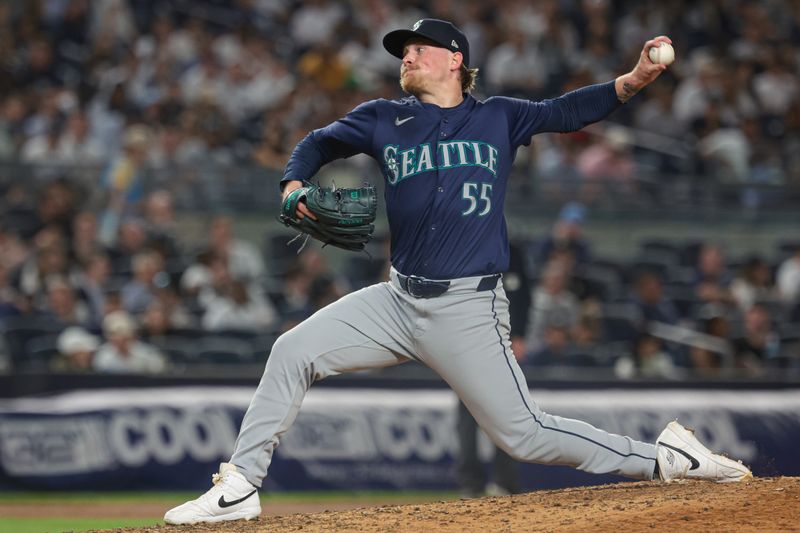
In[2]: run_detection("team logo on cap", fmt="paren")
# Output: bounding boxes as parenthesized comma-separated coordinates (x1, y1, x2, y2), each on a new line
(451, 39, 459, 48)
(413, 20, 422, 30)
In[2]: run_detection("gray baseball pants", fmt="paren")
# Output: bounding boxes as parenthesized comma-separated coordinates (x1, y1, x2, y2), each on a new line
(231, 268, 657, 487)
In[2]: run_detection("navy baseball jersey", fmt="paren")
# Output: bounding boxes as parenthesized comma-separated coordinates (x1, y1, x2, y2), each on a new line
(282, 81, 621, 279)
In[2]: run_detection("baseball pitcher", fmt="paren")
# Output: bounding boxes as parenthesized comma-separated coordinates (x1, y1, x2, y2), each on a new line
(166, 19, 751, 525)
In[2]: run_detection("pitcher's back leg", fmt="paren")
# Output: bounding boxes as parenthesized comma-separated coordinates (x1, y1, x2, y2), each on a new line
(232, 283, 415, 486)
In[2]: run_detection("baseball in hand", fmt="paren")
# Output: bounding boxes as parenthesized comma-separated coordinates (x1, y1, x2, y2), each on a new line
(649, 42, 675, 65)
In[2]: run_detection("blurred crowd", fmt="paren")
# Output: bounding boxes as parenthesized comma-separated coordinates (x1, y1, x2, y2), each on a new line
(1, 0, 799, 187)
(0, 0, 799, 376)
(514, 202, 800, 379)
(0, 175, 360, 373)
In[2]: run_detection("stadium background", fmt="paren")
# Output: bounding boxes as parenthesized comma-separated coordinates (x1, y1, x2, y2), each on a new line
(0, 0, 799, 528)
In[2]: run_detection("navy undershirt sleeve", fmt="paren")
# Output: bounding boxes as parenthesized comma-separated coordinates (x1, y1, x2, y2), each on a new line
(504, 80, 622, 148)
(281, 100, 378, 189)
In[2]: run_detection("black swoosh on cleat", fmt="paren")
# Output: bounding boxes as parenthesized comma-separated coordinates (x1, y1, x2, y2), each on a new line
(658, 442, 700, 470)
(218, 490, 257, 508)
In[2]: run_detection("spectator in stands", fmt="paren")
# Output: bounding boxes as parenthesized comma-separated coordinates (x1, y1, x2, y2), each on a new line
(153, 285, 195, 331)
(275, 263, 314, 331)
(535, 133, 588, 202)
(11, 238, 70, 308)
(55, 109, 105, 164)
(307, 275, 345, 313)
(45, 276, 91, 327)
(672, 54, 724, 127)
(695, 104, 751, 187)
(528, 318, 597, 367)
(107, 217, 149, 277)
(0, 94, 29, 158)
(732, 303, 780, 375)
(139, 300, 184, 342)
(752, 48, 798, 118)
(689, 313, 734, 375)
(614, 333, 680, 380)
(777, 245, 800, 305)
(179, 250, 216, 312)
(192, 252, 234, 313)
(730, 256, 777, 312)
(573, 304, 604, 354)
(693, 243, 735, 314)
(142, 189, 182, 270)
(273, 249, 350, 332)
(51, 326, 99, 373)
(633, 83, 684, 140)
(207, 215, 266, 286)
(21, 87, 63, 140)
(526, 260, 580, 355)
(0, 261, 16, 320)
(1, 184, 41, 242)
(577, 126, 638, 203)
(202, 278, 277, 332)
(20, 113, 66, 164)
(484, 28, 545, 97)
(289, 0, 347, 51)
(86, 81, 132, 158)
(69, 211, 105, 268)
(36, 178, 81, 239)
(98, 124, 152, 245)
(0, 223, 29, 279)
(631, 270, 681, 326)
(296, 44, 352, 93)
(73, 249, 111, 327)
(535, 201, 592, 267)
(529, 319, 570, 366)
(121, 250, 167, 316)
(251, 121, 291, 170)
(93, 310, 167, 373)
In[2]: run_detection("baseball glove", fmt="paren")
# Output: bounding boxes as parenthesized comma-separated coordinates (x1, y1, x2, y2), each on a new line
(279, 184, 377, 252)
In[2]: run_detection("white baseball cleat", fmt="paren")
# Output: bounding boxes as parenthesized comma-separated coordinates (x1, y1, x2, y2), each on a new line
(164, 463, 261, 524)
(656, 421, 753, 483)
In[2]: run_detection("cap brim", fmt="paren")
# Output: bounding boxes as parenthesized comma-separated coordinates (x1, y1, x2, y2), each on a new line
(382, 29, 422, 59)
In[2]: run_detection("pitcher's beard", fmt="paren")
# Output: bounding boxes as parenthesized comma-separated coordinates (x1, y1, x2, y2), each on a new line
(399, 78, 417, 96)
(399, 70, 422, 96)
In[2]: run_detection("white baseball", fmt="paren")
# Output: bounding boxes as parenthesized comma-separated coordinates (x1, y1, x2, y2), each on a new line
(648, 42, 674, 65)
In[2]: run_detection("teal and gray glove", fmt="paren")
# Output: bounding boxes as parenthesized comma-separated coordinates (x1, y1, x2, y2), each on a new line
(279, 185, 377, 252)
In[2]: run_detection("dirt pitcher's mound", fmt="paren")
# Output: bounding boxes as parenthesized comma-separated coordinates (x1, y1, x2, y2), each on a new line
(118, 477, 799, 533)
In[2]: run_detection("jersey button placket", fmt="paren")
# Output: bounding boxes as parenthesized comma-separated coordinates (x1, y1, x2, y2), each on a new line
(423, 114, 449, 272)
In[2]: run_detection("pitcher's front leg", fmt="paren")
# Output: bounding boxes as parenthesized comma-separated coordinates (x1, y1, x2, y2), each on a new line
(420, 288, 658, 480)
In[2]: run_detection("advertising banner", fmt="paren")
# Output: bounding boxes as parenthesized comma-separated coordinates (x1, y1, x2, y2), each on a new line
(1, 387, 798, 491)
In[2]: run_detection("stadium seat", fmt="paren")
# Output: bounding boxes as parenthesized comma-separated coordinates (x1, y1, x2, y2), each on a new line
(263, 232, 303, 277)
(779, 322, 800, 344)
(638, 240, 681, 270)
(776, 241, 800, 262)
(149, 335, 197, 365)
(194, 336, 256, 364)
(679, 241, 705, 268)
(24, 334, 60, 371)
(1, 315, 64, 366)
(601, 303, 640, 343)
(250, 333, 278, 362)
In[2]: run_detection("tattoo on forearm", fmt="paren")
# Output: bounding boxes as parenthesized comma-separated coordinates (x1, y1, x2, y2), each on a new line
(619, 82, 638, 103)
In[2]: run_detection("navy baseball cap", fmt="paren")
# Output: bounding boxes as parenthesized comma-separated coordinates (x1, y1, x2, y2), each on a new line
(383, 19, 470, 67)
